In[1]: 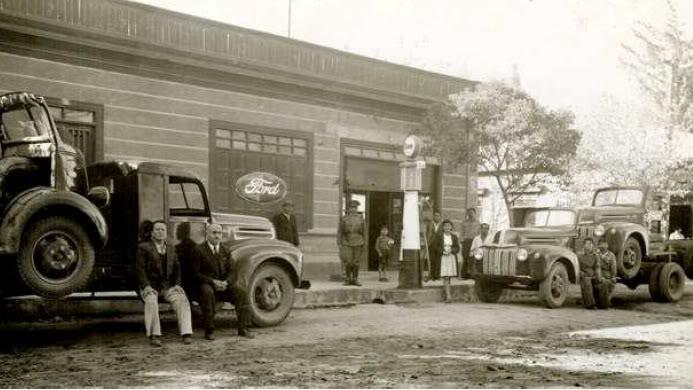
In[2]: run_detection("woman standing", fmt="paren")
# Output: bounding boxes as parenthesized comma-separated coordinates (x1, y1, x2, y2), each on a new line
(431, 219, 460, 302)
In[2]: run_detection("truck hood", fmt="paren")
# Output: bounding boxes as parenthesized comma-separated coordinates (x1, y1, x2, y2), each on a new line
(495, 227, 575, 246)
(212, 212, 276, 240)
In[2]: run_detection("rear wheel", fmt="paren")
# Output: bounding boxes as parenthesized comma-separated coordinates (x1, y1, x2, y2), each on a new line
(648, 263, 665, 302)
(539, 262, 569, 308)
(474, 279, 504, 303)
(17, 216, 95, 299)
(619, 237, 642, 280)
(657, 263, 686, 302)
(248, 263, 295, 327)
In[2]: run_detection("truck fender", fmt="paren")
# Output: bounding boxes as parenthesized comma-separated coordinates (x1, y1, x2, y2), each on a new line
(601, 222, 649, 258)
(229, 239, 303, 288)
(540, 249, 579, 284)
(0, 187, 108, 254)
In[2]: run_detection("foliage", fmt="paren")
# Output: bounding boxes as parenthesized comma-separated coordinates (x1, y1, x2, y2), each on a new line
(621, 0, 693, 135)
(418, 82, 580, 225)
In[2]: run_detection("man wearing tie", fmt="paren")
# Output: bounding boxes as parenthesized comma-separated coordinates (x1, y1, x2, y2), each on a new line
(192, 223, 254, 340)
(272, 200, 300, 246)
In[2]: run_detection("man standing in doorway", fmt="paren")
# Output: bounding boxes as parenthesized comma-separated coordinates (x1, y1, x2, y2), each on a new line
(425, 210, 443, 281)
(272, 200, 300, 247)
(337, 200, 365, 286)
(192, 223, 255, 340)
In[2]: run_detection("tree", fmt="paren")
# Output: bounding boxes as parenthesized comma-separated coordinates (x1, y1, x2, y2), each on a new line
(418, 82, 580, 226)
(621, 0, 693, 136)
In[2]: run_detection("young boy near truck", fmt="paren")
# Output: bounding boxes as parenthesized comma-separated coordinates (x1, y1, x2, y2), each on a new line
(375, 226, 394, 282)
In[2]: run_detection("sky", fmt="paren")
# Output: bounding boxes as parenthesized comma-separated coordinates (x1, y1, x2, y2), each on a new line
(133, 0, 693, 133)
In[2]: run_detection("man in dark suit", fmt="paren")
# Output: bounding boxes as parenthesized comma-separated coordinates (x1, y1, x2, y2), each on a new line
(136, 220, 193, 347)
(425, 210, 443, 280)
(272, 200, 300, 246)
(192, 223, 254, 340)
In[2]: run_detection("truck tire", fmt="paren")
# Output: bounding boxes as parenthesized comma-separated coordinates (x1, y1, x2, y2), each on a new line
(474, 279, 504, 303)
(17, 216, 95, 299)
(648, 264, 665, 302)
(619, 237, 642, 280)
(539, 262, 569, 308)
(248, 263, 295, 327)
(682, 247, 693, 279)
(657, 262, 686, 302)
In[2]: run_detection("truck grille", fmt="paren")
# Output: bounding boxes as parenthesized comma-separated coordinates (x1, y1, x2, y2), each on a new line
(482, 248, 517, 276)
(577, 226, 595, 239)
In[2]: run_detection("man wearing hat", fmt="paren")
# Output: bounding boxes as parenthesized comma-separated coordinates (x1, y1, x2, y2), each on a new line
(337, 199, 365, 286)
(272, 200, 300, 247)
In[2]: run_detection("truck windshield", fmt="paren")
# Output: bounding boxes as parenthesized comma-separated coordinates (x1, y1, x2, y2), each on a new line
(0, 105, 52, 142)
(593, 189, 644, 206)
(525, 210, 576, 228)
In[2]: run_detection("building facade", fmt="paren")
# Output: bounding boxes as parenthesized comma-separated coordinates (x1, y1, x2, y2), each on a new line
(0, 0, 477, 279)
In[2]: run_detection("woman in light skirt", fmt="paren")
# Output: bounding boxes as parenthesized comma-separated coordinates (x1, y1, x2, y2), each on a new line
(431, 219, 460, 302)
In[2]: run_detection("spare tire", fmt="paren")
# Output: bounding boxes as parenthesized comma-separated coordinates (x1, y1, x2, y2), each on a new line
(619, 237, 642, 280)
(17, 216, 95, 298)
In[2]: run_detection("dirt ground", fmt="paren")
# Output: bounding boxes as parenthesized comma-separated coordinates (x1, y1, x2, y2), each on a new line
(1, 286, 692, 388)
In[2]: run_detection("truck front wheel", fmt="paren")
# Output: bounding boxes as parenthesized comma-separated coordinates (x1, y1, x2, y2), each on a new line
(474, 279, 504, 303)
(248, 263, 295, 327)
(539, 262, 569, 308)
(619, 237, 642, 280)
(657, 263, 686, 302)
(17, 216, 95, 299)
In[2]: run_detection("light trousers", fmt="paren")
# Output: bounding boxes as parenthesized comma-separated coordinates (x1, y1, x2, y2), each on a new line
(142, 285, 193, 337)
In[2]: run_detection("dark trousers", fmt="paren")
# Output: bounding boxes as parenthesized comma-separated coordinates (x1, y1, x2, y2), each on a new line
(340, 245, 363, 283)
(429, 254, 441, 280)
(461, 239, 474, 278)
(580, 277, 614, 309)
(198, 283, 251, 332)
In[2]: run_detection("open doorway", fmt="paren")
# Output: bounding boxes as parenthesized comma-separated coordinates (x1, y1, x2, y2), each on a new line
(669, 204, 692, 239)
(366, 191, 403, 270)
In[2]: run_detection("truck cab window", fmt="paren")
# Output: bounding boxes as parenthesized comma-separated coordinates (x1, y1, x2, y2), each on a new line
(169, 177, 207, 216)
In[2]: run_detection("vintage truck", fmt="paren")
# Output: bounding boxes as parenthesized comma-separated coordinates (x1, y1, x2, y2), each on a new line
(472, 186, 691, 308)
(0, 91, 303, 327)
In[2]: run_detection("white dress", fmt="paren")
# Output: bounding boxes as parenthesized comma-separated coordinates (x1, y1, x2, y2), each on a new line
(439, 233, 458, 277)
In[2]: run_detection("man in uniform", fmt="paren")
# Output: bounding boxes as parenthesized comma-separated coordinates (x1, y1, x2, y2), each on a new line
(192, 223, 254, 340)
(272, 200, 300, 247)
(596, 237, 618, 309)
(337, 200, 365, 286)
(578, 237, 601, 309)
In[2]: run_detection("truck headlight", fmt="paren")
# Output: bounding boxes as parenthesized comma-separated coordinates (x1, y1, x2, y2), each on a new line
(594, 224, 605, 237)
(473, 248, 484, 260)
(517, 248, 528, 261)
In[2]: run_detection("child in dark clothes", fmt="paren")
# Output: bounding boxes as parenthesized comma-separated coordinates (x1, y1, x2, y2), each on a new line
(375, 225, 394, 282)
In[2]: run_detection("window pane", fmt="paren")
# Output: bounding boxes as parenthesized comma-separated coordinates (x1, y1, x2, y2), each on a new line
(63, 109, 94, 123)
(216, 129, 231, 139)
(293, 138, 306, 147)
(232, 140, 246, 150)
(263, 144, 277, 153)
(215, 138, 231, 149)
(248, 142, 261, 151)
(232, 131, 246, 140)
(248, 133, 262, 142)
(264, 135, 277, 144)
(293, 147, 306, 156)
(279, 146, 292, 154)
(278, 137, 291, 145)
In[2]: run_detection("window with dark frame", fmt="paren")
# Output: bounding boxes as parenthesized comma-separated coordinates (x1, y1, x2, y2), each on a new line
(46, 99, 102, 165)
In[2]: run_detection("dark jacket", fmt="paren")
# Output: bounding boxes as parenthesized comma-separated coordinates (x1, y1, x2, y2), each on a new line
(136, 240, 181, 291)
(272, 213, 300, 246)
(430, 231, 460, 258)
(578, 251, 601, 278)
(192, 242, 234, 287)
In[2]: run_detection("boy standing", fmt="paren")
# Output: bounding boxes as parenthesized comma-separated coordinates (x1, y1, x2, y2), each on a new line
(375, 225, 394, 282)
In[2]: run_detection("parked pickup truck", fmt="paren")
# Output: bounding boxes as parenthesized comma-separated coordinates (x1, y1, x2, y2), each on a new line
(0, 92, 304, 327)
(472, 186, 691, 308)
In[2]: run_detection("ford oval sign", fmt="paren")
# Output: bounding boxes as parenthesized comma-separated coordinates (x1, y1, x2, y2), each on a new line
(235, 172, 288, 203)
